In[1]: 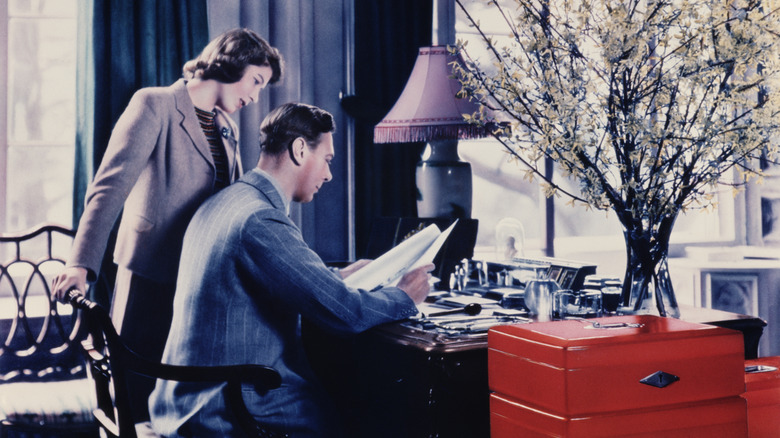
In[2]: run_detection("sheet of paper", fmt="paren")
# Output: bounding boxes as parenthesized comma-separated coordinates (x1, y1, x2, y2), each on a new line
(344, 221, 457, 291)
(408, 220, 458, 271)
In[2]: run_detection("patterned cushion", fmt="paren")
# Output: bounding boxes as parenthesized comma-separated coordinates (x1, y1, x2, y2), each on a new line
(0, 379, 95, 426)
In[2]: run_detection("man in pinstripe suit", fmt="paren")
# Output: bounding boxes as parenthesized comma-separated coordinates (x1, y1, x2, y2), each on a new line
(150, 103, 433, 437)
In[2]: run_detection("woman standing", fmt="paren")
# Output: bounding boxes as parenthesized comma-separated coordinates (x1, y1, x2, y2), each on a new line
(53, 28, 283, 419)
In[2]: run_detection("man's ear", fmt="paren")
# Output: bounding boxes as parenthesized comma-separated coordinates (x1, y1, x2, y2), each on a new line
(292, 137, 306, 164)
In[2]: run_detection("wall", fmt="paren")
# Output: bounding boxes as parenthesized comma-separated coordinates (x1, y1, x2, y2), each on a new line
(207, 0, 355, 262)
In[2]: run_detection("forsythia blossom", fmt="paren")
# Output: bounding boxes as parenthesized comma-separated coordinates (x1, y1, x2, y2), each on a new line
(454, 0, 780, 247)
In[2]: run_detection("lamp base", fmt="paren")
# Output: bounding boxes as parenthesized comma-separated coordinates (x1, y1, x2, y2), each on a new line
(416, 140, 472, 218)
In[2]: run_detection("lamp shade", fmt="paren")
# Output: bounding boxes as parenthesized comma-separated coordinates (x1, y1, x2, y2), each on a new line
(374, 46, 488, 144)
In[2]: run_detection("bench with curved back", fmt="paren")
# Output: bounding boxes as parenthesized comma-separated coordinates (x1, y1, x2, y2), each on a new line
(1, 224, 287, 438)
(0, 223, 97, 437)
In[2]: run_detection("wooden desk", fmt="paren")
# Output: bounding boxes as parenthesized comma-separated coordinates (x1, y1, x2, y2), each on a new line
(676, 305, 766, 360)
(305, 305, 765, 438)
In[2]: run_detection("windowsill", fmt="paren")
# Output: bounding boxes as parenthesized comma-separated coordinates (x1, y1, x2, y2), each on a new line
(474, 232, 744, 279)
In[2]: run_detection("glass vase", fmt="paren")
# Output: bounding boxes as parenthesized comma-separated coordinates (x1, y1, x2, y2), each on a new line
(619, 229, 680, 318)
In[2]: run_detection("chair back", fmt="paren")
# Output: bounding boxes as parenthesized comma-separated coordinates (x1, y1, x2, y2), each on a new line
(67, 292, 286, 438)
(0, 223, 84, 382)
(0, 224, 97, 435)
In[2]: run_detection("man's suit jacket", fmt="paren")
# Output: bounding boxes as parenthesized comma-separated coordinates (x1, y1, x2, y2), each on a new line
(68, 79, 242, 283)
(149, 170, 418, 437)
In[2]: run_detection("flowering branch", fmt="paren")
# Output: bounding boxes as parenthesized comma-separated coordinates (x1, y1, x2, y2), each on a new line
(454, 0, 780, 244)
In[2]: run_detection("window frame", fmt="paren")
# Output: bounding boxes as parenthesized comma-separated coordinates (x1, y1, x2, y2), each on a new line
(1, 2, 9, 234)
(2, 1, 78, 234)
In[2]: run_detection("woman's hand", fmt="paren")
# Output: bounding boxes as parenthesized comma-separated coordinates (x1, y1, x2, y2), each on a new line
(52, 267, 88, 302)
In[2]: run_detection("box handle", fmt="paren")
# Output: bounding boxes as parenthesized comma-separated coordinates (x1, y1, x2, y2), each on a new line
(589, 321, 643, 329)
(745, 365, 778, 374)
(640, 371, 680, 388)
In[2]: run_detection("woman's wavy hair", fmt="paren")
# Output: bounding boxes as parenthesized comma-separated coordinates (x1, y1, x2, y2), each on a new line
(183, 28, 283, 84)
(260, 103, 335, 165)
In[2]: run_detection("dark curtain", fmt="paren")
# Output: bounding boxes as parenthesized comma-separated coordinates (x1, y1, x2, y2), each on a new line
(74, 0, 208, 305)
(346, 0, 432, 257)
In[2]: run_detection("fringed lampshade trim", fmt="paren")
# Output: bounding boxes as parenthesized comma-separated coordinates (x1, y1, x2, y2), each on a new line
(374, 124, 489, 143)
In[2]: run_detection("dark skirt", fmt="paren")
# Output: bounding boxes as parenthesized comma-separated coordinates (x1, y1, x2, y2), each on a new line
(110, 266, 176, 422)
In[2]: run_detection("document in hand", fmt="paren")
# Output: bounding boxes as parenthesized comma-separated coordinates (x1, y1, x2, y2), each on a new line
(344, 220, 458, 291)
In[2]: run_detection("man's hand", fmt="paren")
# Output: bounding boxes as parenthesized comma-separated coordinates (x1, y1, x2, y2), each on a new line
(338, 259, 373, 279)
(397, 263, 435, 304)
(52, 267, 88, 302)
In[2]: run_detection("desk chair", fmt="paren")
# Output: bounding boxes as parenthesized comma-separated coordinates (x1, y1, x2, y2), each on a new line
(65, 291, 287, 438)
(0, 224, 97, 437)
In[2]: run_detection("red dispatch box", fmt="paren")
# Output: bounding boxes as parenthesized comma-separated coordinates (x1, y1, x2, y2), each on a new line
(490, 392, 748, 438)
(742, 356, 780, 438)
(488, 315, 746, 416)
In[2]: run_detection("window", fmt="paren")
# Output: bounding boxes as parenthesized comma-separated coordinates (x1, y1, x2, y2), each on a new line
(2, 0, 77, 234)
(455, 0, 740, 276)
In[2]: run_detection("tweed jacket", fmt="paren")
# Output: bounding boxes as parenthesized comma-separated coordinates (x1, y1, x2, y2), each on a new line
(68, 79, 242, 283)
(149, 170, 419, 437)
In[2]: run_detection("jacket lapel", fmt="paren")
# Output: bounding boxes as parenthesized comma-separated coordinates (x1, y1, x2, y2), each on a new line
(173, 79, 214, 168)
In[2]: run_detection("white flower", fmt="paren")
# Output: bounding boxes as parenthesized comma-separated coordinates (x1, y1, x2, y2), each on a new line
(455, 0, 780, 244)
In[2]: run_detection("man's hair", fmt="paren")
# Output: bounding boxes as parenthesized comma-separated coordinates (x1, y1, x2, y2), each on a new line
(260, 103, 336, 165)
(183, 28, 283, 84)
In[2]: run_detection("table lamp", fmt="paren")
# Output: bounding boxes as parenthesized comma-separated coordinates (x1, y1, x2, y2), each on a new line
(374, 46, 490, 218)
